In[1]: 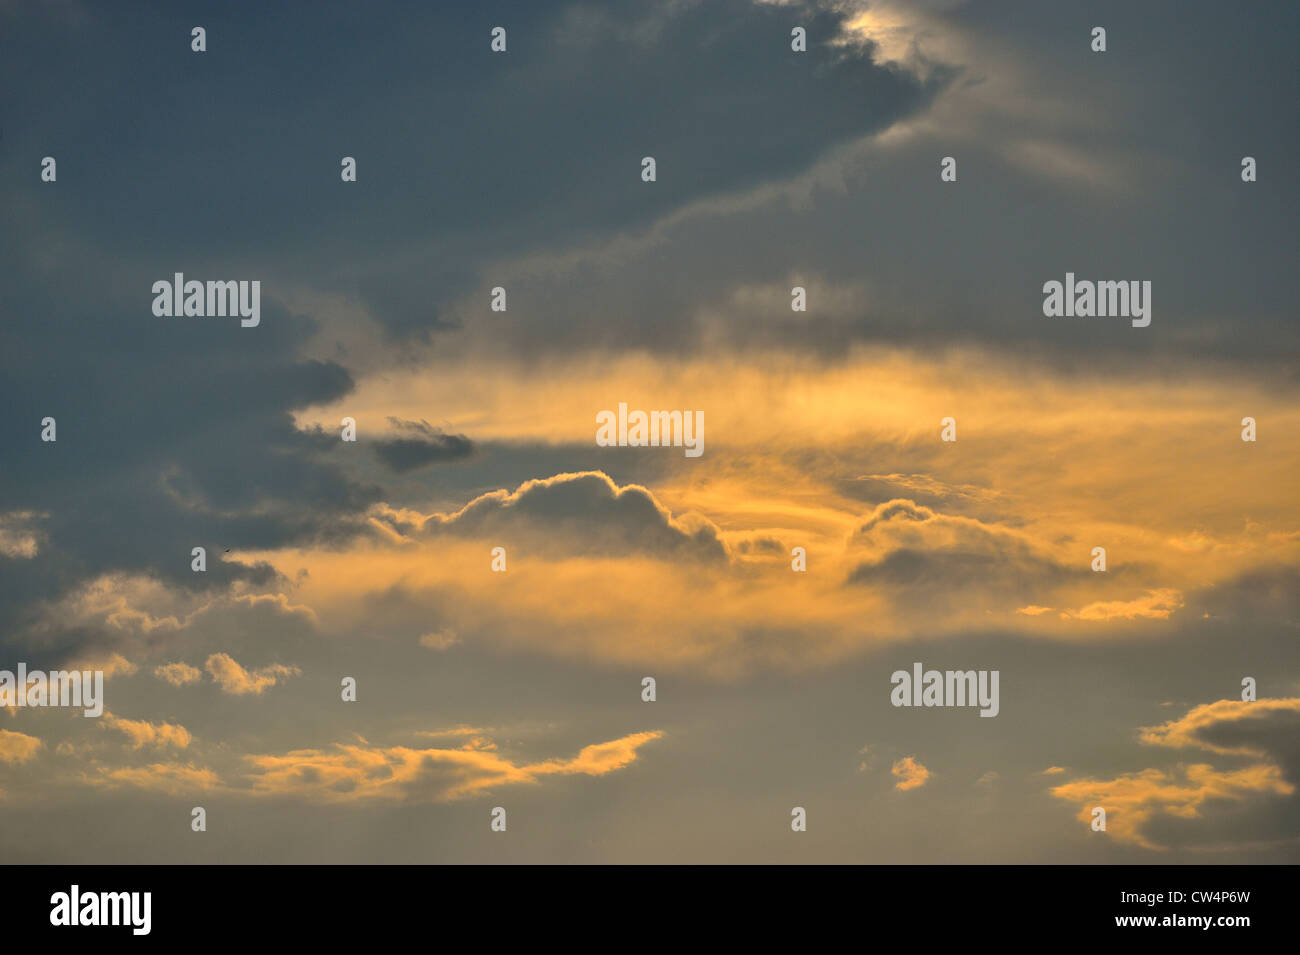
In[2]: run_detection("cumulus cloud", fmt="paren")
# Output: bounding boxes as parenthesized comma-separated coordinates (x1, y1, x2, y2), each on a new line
(1139, 699, 1300, 763)
(1051, 699, 1300, 850)
(1052, 764, 1292, 852)
(846, 498, 1076, 598)
(102, 713, 192, 750)
(204, 653, 300, 696)
(381, 471, 727, 561)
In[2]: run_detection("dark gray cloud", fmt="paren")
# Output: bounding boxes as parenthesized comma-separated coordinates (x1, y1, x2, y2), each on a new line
(370, 0, 1296, 372)
(407, 470, 728, 561)
(373, 418, 474, 472)
(0, 0, 940, 664)
(1123, 700, 1300, 851)
(1, 0, 945, 337)
(844, 498, 1094, 601)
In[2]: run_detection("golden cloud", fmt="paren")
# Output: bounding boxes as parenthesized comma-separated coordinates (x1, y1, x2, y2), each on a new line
(103, 712, 192, 750)
(154, 662, 203, 687)
(1051, 764, 1292, 851)
(204, 653, 300, 696)
(1051, 698, 1300, 849)
(892, 755, 930, 791)
(0, 729, 42, 764)
(242, 730, 664, 803)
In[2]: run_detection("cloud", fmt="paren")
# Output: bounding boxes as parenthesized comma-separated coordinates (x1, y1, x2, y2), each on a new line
(892, 755, 930, 791)
(66, 652, 137, 679)
(1051, 699, 1300, 850)
(1061, 588, 1184, 622)
(153, 662, 202, 687)
(413, 726, 496, 741)
(0, 0, 943, 691)
(1190, 567, 1300, 624)
(856, 745, 872, 773)
(0, 729, 42, 764)
(373, 418, 474, 473)
(204, 653, 300, 696)
(82, 762, 222, 795)
(0, 0, 1296, 866)
(0, 510, 44, 558)
(242, 730, 664, 803)
(418, 629, 460, 651)
(102, 713, 192, 750)
(1138, 698, 1300, 762)
(1052, 764, 1292, 852)
(845, 473, 1002, 510)
(847, 498, 1076, 598)
(396, 471, 727, 561)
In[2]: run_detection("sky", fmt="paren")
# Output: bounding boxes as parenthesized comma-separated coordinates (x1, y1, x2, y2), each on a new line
(1, 0, 1297, 863)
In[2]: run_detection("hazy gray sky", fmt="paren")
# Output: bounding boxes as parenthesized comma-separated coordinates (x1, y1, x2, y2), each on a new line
(1, 0, 1297, 863)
